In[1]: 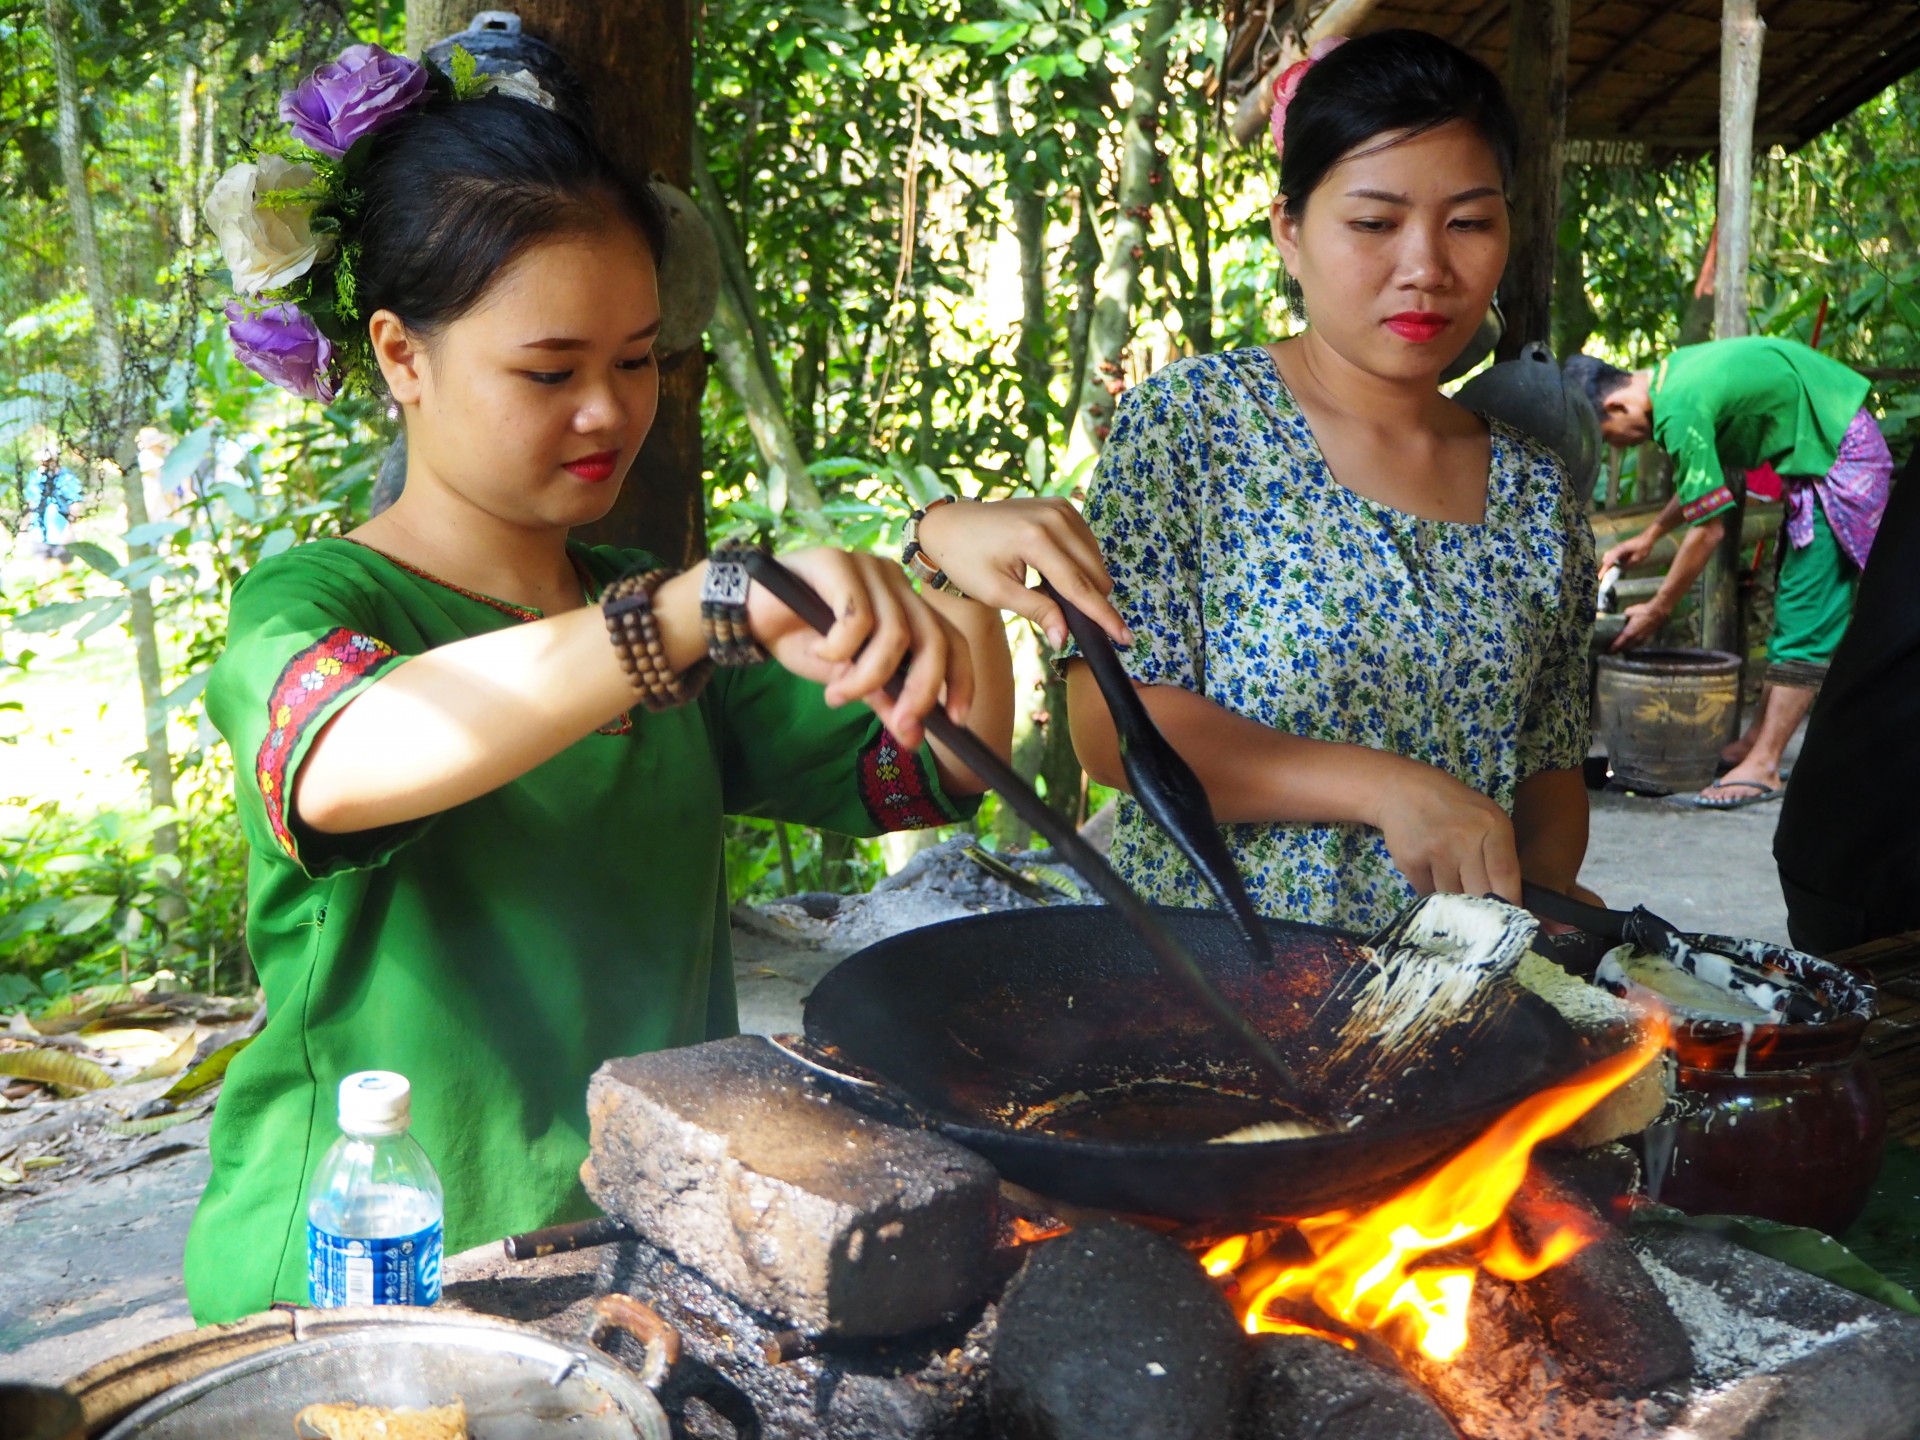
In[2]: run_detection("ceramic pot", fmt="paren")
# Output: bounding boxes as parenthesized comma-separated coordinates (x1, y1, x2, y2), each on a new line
(1628, 937, 1883, 1234)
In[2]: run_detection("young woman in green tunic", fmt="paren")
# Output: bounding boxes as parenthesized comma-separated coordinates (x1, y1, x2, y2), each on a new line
(187, 57, 1122, 1322)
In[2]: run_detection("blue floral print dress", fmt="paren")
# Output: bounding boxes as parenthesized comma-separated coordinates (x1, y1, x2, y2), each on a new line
(1074, 346, 1595, 935)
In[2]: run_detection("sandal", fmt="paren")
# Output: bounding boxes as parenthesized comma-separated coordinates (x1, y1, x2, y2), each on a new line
(1666, 779, 1785, 811)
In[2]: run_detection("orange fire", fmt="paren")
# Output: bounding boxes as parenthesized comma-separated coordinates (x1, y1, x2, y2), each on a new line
(1008, 1216, 1073, 1246)
(1203, 1020, 1666, 1363)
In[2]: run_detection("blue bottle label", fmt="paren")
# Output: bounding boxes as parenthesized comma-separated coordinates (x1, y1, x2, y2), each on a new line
(307, 1220, 443, 1307)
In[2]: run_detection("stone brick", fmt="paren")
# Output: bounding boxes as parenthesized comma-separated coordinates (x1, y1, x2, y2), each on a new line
(581, 1035, 998, 1338)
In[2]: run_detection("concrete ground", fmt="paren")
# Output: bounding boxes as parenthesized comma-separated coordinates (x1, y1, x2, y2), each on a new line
(0, 765, 1804, 1387)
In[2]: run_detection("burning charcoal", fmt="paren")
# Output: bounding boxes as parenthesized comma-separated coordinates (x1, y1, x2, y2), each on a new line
(593, 1231, 999, 1440)
(990, 1221, 1245, 1440)
(1506, 1167, 1692, 1398)
(1239, 1332, 1455, 1440)
(583, 1035, 998, 1338)
(1533, 1145, 1644, 1225)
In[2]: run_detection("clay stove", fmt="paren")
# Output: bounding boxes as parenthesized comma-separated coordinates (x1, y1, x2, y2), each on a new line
(453, 1034, 1920, 1440)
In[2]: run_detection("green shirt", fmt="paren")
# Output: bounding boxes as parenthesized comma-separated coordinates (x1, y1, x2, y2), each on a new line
(1653, 336, 1871, 527)
(185, 538, 971, 1324)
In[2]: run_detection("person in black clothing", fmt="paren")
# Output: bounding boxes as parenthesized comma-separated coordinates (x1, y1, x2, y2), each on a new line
(1774, 441, 1920, 954)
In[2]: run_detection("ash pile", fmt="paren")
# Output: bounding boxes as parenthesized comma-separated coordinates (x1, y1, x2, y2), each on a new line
(545, 1032, 1920, 1440)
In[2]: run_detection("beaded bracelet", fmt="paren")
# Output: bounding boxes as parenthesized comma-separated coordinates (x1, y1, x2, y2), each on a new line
(602, 566, 711, 711)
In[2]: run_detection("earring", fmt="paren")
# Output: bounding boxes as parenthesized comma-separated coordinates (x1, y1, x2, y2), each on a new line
(1284, 273, 1307, 324)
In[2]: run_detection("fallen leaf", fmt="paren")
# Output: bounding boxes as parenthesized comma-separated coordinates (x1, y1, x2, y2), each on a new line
(162, 1034, 256, 1101)
(105, 1106, 209, 1137)
(31, 984, 137, 1035)
(20, 1155, 64, 1170)
(0, 1046, 112, 1093)
(0, 1165, 23, 1185)
(130, 1029, 198, 1083)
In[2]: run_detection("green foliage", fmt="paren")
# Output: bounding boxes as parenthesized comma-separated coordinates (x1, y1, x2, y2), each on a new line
(1561, 76, 1920, 460)
(0, 789, 248, 1001)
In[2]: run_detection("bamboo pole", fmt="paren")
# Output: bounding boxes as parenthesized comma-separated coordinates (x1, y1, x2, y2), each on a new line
(1702, 0, 1765, 656)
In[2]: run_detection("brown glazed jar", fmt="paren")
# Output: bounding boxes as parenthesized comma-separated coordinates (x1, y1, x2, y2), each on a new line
(1629, 938, 1883, 1235)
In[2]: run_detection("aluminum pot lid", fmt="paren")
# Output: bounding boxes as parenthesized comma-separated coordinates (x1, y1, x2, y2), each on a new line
(97, 1313, 670, 1440)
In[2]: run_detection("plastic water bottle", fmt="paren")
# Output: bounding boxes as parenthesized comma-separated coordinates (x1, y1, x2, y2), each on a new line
(307, 1071, 444, 1308)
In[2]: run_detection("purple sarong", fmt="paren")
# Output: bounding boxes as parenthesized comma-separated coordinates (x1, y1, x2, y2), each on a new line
(1784, 407, 1891, 570)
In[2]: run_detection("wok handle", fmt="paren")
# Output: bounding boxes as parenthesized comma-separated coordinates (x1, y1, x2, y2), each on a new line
(502, 1215, 635, 1260)
(587, 1294, 680, 1386)
(1522, 881, 1632, 942)
(588, 1294, 762, 1439)
(738, 550, 1299, 1093)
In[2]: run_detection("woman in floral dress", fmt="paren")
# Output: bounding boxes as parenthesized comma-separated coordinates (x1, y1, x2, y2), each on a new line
(1068, 30, 1596, 935)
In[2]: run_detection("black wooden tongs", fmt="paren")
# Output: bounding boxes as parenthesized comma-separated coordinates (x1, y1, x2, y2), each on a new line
(1042, 581, 1275, 970)
(738, 551, 1297, 1092)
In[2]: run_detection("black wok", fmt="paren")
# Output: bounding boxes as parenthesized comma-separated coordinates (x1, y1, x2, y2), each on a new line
(803, 906, 1599, 1224)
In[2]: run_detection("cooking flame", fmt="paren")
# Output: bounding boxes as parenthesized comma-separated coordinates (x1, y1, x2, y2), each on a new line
(1203, 1021, 1665, 1362)
(1008, 1216, 1072, 1246)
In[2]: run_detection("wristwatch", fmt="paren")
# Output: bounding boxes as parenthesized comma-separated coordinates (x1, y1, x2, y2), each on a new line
(700, 539, 770, 666)
(901, 496, 967, 598)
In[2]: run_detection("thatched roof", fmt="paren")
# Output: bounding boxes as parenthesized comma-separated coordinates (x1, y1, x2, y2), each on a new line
(1221, 0, 1920, 159)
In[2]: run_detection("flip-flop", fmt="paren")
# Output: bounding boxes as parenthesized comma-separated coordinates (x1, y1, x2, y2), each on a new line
(1666, 779, 1785, 811)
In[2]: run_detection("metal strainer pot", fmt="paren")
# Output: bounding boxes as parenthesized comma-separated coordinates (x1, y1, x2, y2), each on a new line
(96, 1300, 721, 1440)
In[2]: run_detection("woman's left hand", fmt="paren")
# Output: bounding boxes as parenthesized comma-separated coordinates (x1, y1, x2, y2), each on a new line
(914, 497, 1132, 651)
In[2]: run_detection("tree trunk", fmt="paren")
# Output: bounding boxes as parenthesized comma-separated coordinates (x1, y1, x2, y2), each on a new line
(1063, 189, 1101, 436)
(1498, 0, 1569, 359)
(453, 0, 709, 565)
(47, 0, 182, 895)
(1071, 0, 1183, 454)
(993, 78, 1053, 451)
(707, 279, 831, 536)
(402, 0, 471, 57)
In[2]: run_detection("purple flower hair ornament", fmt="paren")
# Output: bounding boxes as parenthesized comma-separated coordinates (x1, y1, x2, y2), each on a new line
(226, 302, 338, 403)
(279, 43, 429, 159)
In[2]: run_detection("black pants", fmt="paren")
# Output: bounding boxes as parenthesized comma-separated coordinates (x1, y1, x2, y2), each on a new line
(1774, 442, 1920, 956)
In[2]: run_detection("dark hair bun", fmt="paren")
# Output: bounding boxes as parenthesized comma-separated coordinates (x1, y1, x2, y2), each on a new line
(355, 92, 668, 335)
(1281, 29, 1518, 214)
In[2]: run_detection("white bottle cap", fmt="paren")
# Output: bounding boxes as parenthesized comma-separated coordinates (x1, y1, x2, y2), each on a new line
(338, 1071, 411, 1136)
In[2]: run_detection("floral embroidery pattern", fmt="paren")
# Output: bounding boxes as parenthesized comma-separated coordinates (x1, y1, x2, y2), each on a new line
(857, 730, 950, 832)
(1681, 484, 1736, 525)
(257, 628, 398, 859)
(1076, 347, 1595, 934)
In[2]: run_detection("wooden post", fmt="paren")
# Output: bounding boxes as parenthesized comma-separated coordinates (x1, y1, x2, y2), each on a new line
(1702, 0, 1766, 656)
(408, 0, 708, 566)
(1714, 1, 1764, 342)
(1497, 0, 1569, 360)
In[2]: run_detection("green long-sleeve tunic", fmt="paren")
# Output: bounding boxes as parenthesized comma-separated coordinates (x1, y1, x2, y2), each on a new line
(185, 538, 971, 1323)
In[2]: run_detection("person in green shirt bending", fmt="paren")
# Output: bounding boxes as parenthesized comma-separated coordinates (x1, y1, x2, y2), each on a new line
(186, 49, 1126, 1323)
(1569, 338, 1891, 808)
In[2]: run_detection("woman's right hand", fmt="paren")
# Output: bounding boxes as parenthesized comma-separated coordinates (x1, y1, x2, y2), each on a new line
(744, 547, 972, 750)
(1598, 530, 1656, 574)
(1371, 760, 1522, 903)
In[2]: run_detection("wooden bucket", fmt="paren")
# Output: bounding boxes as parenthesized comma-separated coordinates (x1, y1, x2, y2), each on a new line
(1594, 648, 1742, 794)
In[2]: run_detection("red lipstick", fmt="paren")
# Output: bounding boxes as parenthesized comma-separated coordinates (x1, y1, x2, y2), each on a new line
(563, 450, 620, 482)
(1385, 312, 1450, 343)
